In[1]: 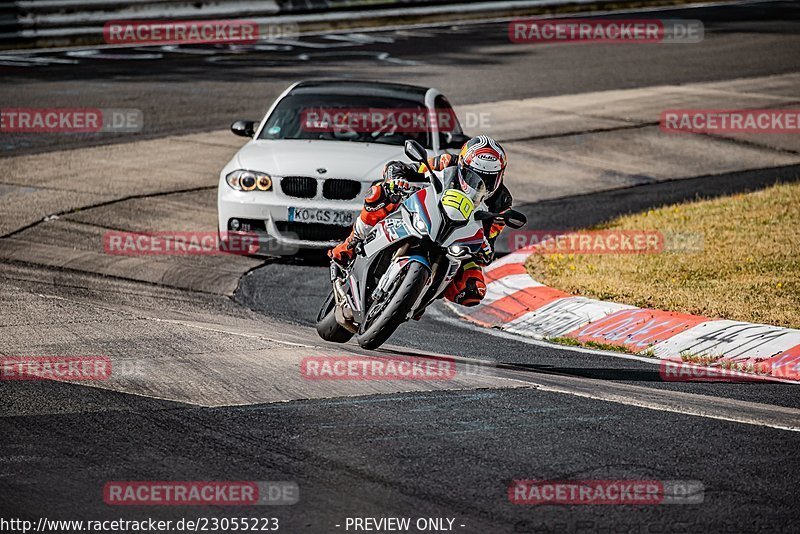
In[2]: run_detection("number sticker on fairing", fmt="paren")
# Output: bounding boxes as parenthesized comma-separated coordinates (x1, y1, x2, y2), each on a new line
(441, 189, 475, 219)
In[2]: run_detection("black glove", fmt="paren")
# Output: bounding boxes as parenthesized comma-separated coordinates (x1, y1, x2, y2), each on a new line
(382, 178, 412, 204)
(381, 161, 418, 202)
(382, 161, 419, 183)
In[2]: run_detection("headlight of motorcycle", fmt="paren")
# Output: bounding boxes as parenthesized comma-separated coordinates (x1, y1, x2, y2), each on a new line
(226, 170, 272, 192)
(448, 245, 472, 259)
(412, 211, 429, 234)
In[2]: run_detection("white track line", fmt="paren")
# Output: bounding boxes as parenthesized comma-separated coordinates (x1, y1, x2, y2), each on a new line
(428, 306, 800, 432)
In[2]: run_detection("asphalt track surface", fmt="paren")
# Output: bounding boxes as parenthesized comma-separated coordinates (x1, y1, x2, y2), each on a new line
(2, 1, 800, 533)
(2, 0, 800, 155)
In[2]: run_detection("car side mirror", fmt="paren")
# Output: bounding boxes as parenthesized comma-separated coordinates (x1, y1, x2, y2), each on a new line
(443, 131, 470, 149)
(231, 120, 257, 138)
(404, 139, 428, 163)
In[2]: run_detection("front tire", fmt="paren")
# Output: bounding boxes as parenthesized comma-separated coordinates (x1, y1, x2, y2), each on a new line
(357, 262, 429, 350)
(316, 290, 354, 343)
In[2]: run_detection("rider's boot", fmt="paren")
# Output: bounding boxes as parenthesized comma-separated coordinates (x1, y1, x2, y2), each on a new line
(328, 228, 361, 267)
(327, 217, 375, 268)
(328, 183, 398, 268)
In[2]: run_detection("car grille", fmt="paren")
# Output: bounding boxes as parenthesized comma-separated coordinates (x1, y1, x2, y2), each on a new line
(275, 222, 352, 242)
(280, 176, 363, 200)
(280, 176, 317, 198)
(323, 178, 361, 200)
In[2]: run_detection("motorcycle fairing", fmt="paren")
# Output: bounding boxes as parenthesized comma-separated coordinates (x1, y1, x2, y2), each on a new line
(340, 178, 491, 326)
(347, 205, 431, 325)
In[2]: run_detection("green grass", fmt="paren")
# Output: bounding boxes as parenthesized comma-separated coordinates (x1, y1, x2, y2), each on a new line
(547, 336, 636, 354)
(527, 182, 800, 328)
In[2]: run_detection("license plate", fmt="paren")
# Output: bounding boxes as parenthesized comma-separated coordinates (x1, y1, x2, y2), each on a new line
(288, 207, 355, 226)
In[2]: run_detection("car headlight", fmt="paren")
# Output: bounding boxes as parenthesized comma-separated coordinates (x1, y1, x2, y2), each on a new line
(226, 170, 272, 192)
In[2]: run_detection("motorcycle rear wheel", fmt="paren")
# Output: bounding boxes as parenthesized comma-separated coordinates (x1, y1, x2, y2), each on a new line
(316, 289, 355, 343)
(357, 262, 429, 350)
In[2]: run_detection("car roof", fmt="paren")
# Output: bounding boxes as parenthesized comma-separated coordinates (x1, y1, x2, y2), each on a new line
(288, 80, 431, 104)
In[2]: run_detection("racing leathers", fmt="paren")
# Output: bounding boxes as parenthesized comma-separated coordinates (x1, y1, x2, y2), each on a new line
(328, 153, 513, 307)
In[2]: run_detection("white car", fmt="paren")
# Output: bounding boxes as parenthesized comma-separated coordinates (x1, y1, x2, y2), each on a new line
(217, 80, 469, 255)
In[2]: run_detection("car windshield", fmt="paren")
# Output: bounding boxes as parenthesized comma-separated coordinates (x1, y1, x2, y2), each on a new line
(257, 94, 432, 147)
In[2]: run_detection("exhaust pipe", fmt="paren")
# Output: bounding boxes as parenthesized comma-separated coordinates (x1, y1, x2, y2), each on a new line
(333, 279, 357, 333)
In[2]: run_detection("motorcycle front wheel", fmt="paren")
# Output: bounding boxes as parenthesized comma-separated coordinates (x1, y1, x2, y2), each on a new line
(356, 261, 430, 350)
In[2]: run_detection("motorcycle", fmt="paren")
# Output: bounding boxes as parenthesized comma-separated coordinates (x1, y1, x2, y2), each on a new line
(316, 139, 527, 349)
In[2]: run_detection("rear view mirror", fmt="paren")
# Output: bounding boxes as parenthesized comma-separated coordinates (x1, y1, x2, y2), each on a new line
(503, 209, 527, 229)
(231, 120, 257, 138)
(404, 139, 428, 163)
(473, 209, 527, 229)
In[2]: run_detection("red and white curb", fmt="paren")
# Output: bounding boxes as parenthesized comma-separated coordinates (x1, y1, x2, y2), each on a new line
(450, 246, 800, 381)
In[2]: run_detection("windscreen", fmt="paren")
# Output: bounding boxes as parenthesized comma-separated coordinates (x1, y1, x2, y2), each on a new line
(258, 94, 432, 147)
(455, 165, 489, 207)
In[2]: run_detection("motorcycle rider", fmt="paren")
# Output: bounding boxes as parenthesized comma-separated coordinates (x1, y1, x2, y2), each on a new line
(329, 135, 512, 307)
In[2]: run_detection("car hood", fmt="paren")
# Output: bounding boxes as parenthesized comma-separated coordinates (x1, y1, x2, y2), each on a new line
(235, 140, 411, 181)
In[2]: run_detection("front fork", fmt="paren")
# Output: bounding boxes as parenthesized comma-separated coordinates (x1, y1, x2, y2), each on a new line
(372, 244, 411, 303)
(331, 243, 414, 326)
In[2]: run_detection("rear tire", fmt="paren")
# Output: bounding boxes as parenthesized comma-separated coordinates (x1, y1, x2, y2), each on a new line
(357, 262, 429, 350)
(316, 290, 354, 343)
